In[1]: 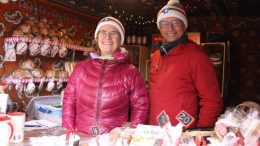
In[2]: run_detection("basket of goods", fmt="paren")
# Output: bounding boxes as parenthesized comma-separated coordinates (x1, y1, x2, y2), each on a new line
(213, 101, 260, 146)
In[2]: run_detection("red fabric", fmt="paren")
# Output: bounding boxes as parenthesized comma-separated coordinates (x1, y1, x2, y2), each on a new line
(148, 42, 223, 128)
(62, 50, 148, 135)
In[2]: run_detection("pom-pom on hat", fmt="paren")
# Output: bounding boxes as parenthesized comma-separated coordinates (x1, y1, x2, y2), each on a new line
(94, 16, 125, 45)
(157, 0, 188, 29)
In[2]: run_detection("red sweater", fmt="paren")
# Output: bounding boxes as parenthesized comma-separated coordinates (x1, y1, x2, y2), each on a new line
(148, 42, 223, 128)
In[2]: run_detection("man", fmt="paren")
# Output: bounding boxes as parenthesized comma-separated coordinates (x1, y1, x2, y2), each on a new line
(148, 0, 223, 128)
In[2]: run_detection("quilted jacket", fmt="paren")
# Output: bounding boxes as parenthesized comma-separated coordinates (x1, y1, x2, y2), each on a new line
(62, 48, 148, 135)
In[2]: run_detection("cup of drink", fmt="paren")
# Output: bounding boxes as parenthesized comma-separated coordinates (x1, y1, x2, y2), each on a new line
(8, 112, 26, 143)
(0, 116, 13, 146)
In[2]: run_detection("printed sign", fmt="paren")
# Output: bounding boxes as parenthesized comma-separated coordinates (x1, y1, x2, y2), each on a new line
(176, 110, 194, 127)
(129, 124, 163, 146)
(156, 110, 169, 128)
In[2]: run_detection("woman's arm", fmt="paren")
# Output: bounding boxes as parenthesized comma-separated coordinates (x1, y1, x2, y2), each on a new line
(129, 70, 149, 127)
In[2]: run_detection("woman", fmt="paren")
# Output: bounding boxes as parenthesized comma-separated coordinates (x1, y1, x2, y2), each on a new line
(62, 16, 148, 135)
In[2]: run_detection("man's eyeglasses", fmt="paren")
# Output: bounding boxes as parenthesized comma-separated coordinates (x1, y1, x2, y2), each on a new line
(159, 20, 182, 27)
(98, 30, 119, 38)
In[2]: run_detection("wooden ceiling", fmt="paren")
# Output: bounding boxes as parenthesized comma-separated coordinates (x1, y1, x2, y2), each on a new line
(48, 0, 260, 28)
(48, 0, 260, 17)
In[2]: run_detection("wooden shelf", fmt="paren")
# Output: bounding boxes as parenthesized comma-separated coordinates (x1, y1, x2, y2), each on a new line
(123, 45, 150, 80)
(201, 42, 229, 98)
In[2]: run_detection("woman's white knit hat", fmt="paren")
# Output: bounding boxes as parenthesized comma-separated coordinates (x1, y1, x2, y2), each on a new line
(157, 0, 188, 29)
(94, 16, 125, 45)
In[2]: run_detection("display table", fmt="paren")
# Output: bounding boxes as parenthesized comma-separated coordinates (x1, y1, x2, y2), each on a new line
(9, 126, 217, 146)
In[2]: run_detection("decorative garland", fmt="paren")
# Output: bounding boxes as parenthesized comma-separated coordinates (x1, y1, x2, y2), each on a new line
(4, 77, 68, 84)
(4, 36, 90, 52)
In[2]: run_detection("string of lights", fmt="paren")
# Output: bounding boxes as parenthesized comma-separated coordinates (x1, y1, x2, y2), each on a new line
(106, 5, 156, 27)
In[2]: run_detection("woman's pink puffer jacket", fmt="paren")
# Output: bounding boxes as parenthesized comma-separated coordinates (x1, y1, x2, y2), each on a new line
(62, 51, 148, 135)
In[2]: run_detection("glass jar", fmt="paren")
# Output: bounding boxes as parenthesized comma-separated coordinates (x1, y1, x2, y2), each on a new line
(137, 35, 142, 45)
(126, 35, 131, 45)
(142, 35, 147, 45)
(131, 34, 137, 45)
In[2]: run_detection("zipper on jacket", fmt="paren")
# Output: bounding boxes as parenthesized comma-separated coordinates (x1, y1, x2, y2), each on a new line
(95, 61, 106, 133)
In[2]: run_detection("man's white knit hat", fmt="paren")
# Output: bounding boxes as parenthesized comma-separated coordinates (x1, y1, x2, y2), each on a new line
(157, 0, 188, 29)
(94, 16, 125, 45)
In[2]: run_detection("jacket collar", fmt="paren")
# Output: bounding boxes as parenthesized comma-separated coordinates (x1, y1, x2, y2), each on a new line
(90, 47, 130, 67)
(157, 34, 189, 56)
(90, 47, 128, 61)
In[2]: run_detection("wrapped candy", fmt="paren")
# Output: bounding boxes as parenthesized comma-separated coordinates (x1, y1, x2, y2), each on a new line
(59, 45, 68, 58)
(86, 123, 135, 146)
(26, 81, 36, 95)
(4, 42, 16, 61)
(29, 37, 41, 56)
(46, 79, 55, 92)
(50, 38, 59, 57)
(240, 110, 260, 145)
(15, 83, 23, 98)
(214, 101, 260, 145)
(40, 38, 51, 56)
(16, 41, 28, 55)
(19, 59, 36, 70)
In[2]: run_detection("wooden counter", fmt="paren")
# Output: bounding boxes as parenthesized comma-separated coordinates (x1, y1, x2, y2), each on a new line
(9, 127, 93, 146)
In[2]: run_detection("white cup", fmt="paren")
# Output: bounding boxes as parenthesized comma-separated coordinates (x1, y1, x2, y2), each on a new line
(8, 112, 26, 143)
(0, 0, 9, 4)
(0, 116, 14, 146)
(0, 94, 9, 114)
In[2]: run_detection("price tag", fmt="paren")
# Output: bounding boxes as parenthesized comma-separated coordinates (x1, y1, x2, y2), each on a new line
(156, 110, 169, 128)
(154, 139, 163, 146)
(92, 126, 99, 135)
(176, 110, 194, 128)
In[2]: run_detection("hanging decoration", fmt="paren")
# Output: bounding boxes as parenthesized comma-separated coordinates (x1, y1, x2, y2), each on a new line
(0, 22, 6, 37)
(4, 10, 23, 24)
